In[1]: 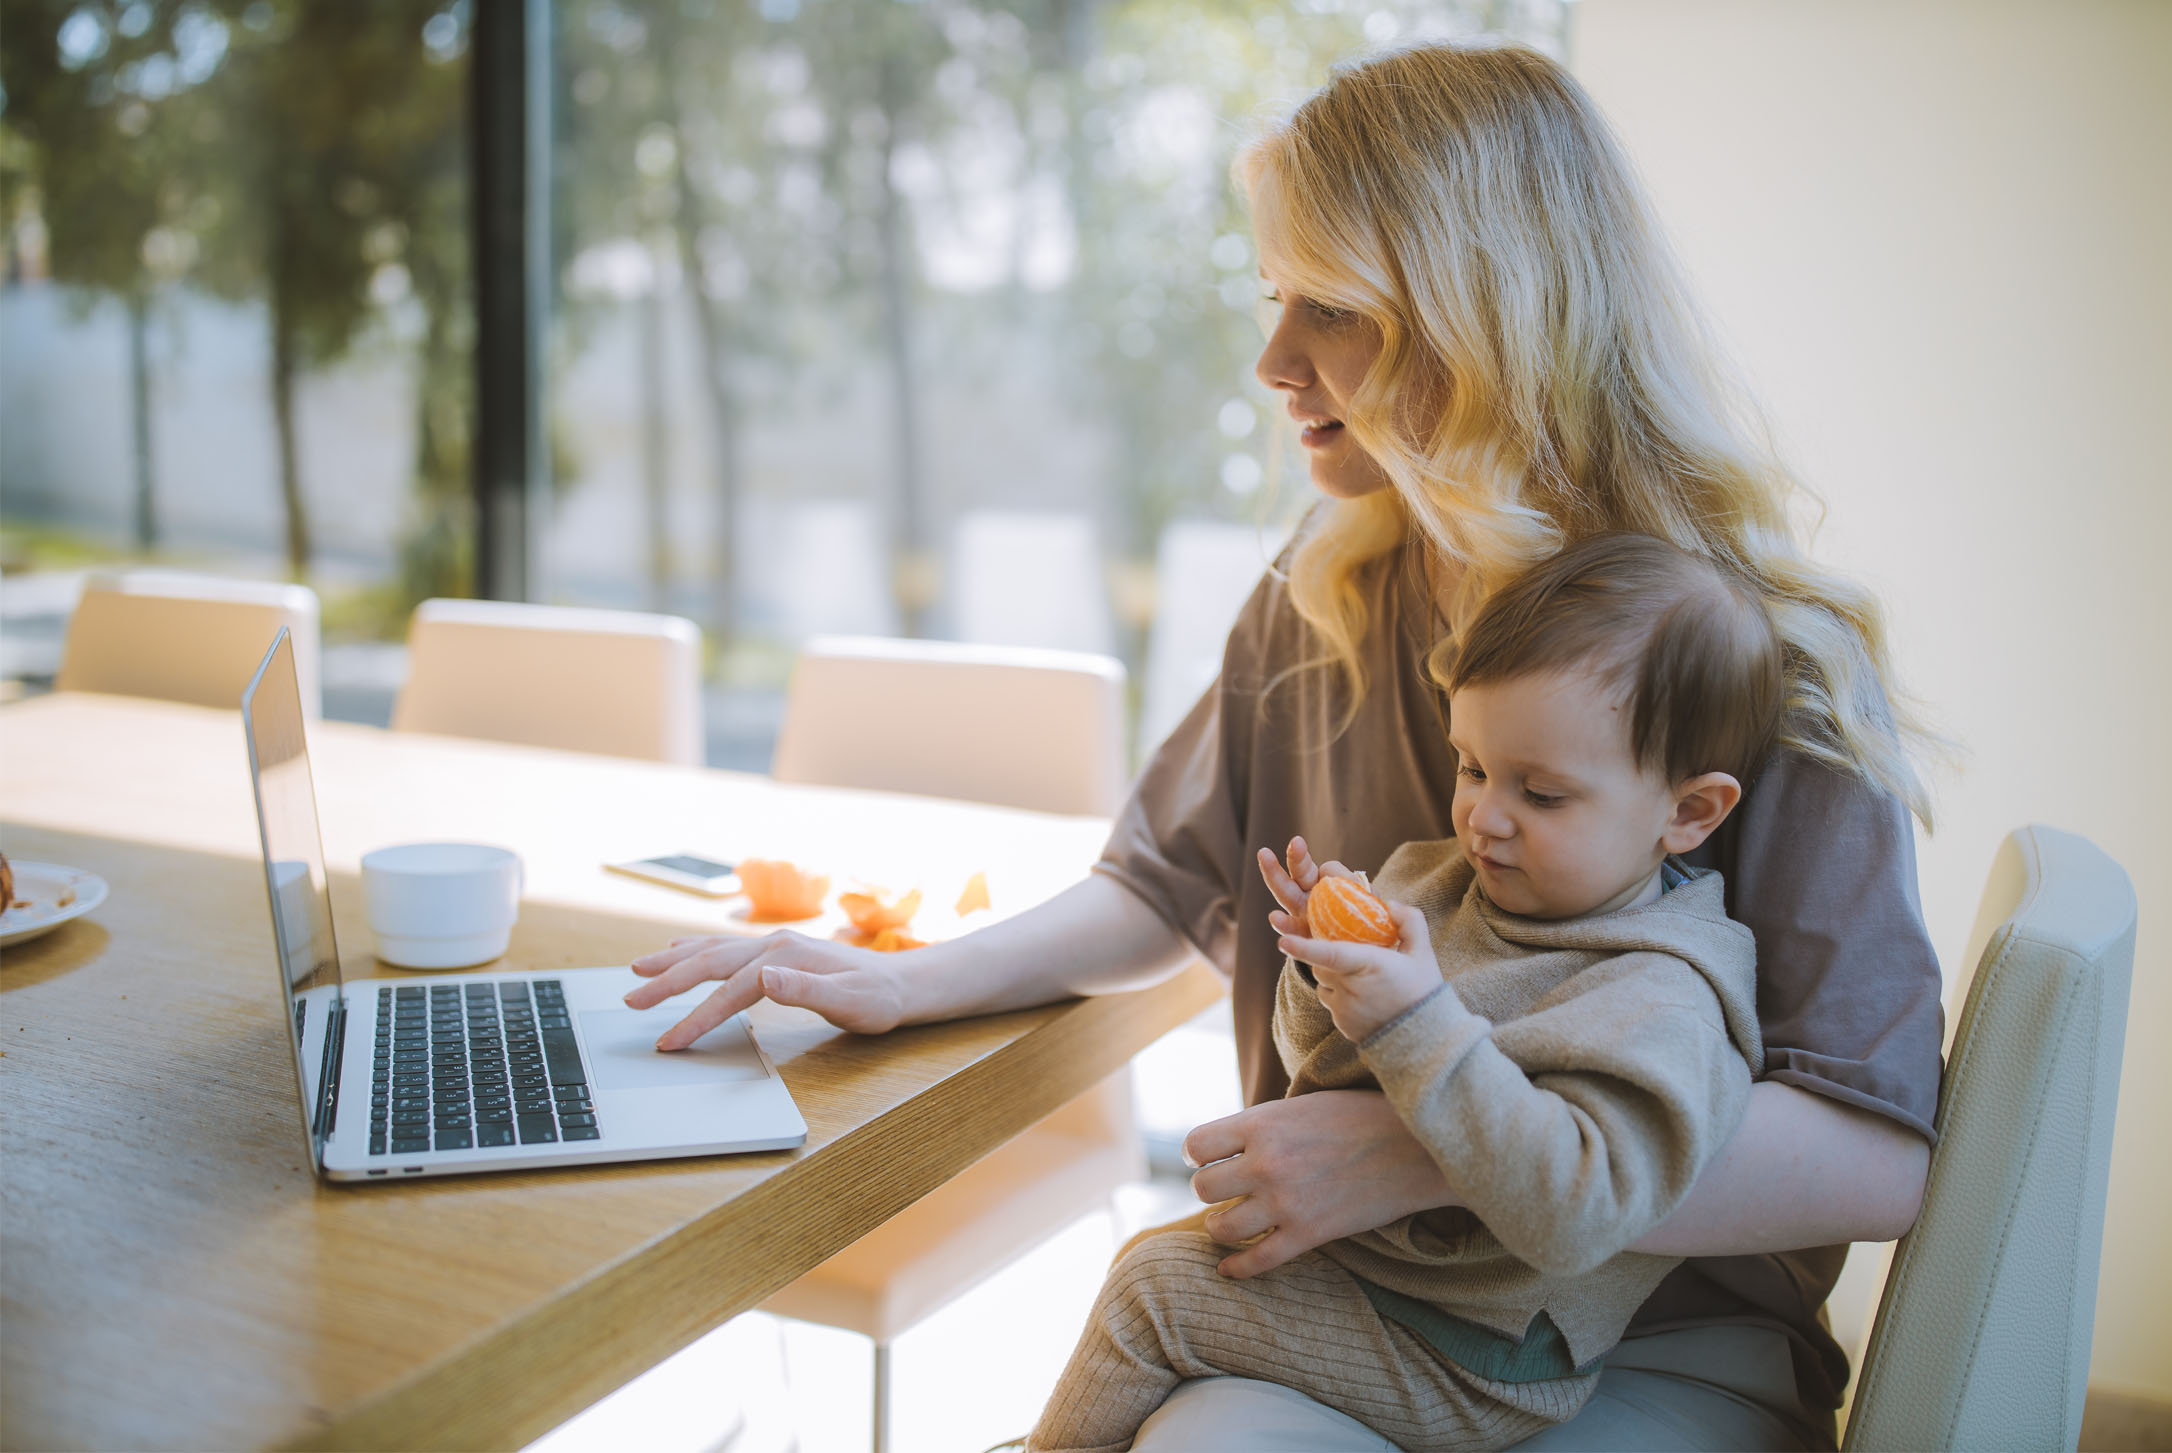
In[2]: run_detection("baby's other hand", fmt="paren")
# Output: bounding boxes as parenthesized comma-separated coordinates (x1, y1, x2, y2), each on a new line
(1257, 836, 1324, 937)
(1278, 899, 1438, 1043)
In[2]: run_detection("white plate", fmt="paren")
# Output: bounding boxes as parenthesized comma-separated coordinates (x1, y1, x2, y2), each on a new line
(0, 862, 110, 947)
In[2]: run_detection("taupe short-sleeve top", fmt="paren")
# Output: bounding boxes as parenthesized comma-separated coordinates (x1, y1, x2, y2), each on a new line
(1095, 523, 1945, 1415)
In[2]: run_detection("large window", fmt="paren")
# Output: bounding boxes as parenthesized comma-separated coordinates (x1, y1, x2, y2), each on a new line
(2, 0, 1564, 756)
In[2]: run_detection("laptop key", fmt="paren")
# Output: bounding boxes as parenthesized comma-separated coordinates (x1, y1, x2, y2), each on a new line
(435, 1130, 474, 1151)
(369, 1133, 387, 1155)
(516, 1115, 558, 1144)
(478, 1123, 516, 1148)
(390, 1137, 429, 1154)
(560, 1112, 595, 1127)
(478, 1106, 512, 1122)
(562, 1125, 601, 1141)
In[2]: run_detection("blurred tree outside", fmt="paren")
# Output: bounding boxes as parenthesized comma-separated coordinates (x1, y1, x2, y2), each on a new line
(3, 0, 1563, 678)
(1, 0, 472, 606)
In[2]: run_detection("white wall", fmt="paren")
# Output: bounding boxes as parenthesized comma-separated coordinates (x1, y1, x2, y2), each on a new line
(1571, 0, 2171, 1400)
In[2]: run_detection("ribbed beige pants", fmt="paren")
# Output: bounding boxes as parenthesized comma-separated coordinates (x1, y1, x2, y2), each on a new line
(1029, 1220, 1597, 1453)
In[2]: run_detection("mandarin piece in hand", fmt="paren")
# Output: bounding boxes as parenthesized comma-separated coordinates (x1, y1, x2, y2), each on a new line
(954, 871, 991, 916)
(738, 859, 830, 921)
(1307, 874, 1400, 946)
(838, 887, 922, 935)
(866, 927, 930, 953)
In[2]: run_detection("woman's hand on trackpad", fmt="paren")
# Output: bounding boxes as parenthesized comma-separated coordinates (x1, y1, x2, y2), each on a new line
(626, 931, 907, 1048)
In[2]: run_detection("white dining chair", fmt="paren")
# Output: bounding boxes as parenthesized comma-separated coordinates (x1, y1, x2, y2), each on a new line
(760, 633, 1147, 1453)
(949, 509, 1117, 657)
(1137, 519, 1281, 755)
(771, 635, 1130, 816)
(391, 598, 704, 765)
(56, 569, 323, 717)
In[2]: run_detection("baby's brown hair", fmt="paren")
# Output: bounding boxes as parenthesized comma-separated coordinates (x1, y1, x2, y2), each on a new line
(1448, 533, 1784, 786)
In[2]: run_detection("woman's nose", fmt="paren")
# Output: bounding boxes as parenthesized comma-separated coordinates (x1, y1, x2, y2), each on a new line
(1254, 314, 1310, 394)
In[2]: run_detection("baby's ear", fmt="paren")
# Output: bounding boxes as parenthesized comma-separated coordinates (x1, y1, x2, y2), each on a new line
(1661, 772, 1742, 855)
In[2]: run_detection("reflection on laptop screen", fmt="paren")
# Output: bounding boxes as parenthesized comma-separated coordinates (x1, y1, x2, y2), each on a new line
(241, 628, 346, 1168)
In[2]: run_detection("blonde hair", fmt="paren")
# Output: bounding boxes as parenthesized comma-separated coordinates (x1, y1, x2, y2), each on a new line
(1240, 42, 1937, 826)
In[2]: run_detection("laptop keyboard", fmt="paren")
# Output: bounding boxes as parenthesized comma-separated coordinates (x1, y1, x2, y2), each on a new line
(368, 979, 600, 1157)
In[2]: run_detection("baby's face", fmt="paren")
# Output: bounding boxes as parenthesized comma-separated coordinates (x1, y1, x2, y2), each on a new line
(1446, 670, 1685, 920)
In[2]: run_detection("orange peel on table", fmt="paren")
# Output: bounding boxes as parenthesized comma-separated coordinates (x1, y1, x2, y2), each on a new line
(738, 859, 830, 922)
(1307, 874, 1400, 947)
(954, 871, 991, 917)
(838, 887, 922, 935)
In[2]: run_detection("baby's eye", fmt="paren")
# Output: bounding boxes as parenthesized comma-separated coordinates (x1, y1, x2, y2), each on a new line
(1523, 789, 1565, 808)
(1457, 763, 1485, 782)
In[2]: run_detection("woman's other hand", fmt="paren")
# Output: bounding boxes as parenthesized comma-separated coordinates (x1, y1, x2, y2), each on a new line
(1181, 1089, 1457, 1278)
(626, 932, 906, 1048)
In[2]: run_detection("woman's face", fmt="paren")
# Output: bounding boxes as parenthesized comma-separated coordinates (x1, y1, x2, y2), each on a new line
(1254, 261, 1392, 500)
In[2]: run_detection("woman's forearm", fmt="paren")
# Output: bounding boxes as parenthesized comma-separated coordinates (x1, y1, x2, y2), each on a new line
(893, 872, 1197, 1024)
(1629, 1080, 1929, 1255)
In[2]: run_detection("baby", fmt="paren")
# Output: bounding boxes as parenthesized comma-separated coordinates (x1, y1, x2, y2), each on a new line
(1029, 532, 1783, 1452)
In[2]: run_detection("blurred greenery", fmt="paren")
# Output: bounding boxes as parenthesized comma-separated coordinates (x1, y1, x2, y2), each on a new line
(2, 0, 1561, 655)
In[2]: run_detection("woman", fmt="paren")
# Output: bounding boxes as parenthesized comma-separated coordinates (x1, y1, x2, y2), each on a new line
(628, 42, 1942, 1450)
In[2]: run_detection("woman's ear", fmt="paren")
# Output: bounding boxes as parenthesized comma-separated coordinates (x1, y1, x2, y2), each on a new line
(1660, 772, 1742, 855)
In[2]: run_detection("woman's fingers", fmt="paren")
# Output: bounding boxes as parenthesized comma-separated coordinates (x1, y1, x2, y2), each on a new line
(1201, 1193, 1276, 1247)
(630, 935, 727, 977)
(1181, 1105, 1255, 1170)
(653, 973, 765, 1051)
(1218, 1228, 1307, 1280)
(624, 934, 774, 1007)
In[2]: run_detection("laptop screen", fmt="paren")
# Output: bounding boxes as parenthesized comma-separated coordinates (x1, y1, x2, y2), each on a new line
(241, 628, 345, 1170)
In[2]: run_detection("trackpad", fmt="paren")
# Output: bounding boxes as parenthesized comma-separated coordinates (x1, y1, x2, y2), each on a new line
(580, 1008, 771, 1090)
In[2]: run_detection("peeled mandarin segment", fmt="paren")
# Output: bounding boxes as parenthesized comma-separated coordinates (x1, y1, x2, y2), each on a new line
(954, 871, 991, 916)
(1308, 875, 1399, 946)
(867, 927, 930, 953)
(740, 859, 830, 921)
(838, 887, 922, 934)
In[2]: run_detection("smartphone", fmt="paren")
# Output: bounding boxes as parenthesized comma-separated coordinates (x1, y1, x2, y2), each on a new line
(605, 853, 740, 897)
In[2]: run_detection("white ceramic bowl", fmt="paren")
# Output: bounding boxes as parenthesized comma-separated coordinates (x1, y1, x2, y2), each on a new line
(360, 842, 522, 970)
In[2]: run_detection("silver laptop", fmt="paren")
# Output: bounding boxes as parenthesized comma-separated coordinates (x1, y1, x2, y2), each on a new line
(241, 627, 806, 1181)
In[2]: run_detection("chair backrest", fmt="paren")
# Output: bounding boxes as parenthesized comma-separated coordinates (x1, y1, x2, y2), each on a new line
(1137, 519, 1280, 754)
(1844, 825, 2137, 1451)
(391, 598, 705, 765)
(56, 570, 323, 717)
(771, 635, 1129, 817)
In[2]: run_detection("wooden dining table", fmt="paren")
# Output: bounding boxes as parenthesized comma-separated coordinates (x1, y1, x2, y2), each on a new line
(0, 691, 1223, 1452)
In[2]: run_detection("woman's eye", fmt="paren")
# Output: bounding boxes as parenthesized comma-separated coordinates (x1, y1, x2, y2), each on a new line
(1304, 298, 1353, 324)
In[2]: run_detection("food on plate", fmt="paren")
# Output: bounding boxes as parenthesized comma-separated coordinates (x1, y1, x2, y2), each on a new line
(1306, 873, 1400, 947)
(0, 852, 12, 912)
(738, 859, 830, 921)
(865, 927, 929, 953)
(837, 887, 921, 935)
(954, 871, 991, 917)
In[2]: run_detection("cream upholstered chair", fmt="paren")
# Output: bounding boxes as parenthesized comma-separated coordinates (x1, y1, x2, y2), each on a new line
(1130, 824, 2140, 1451)
(770, 634, 1129, 816)
(761, 634, 1144, 1452)
(57, 570, 323, 717)
(1844, 824, 2137, 1450)
(391, 598, 704, 765)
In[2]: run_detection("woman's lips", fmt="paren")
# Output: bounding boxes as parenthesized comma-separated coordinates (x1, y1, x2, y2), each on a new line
(1299, 420, 1345, 449)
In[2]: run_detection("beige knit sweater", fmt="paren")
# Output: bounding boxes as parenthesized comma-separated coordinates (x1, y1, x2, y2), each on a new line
(1275, 839, 1764, 1371)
